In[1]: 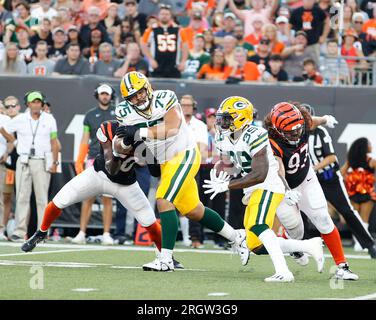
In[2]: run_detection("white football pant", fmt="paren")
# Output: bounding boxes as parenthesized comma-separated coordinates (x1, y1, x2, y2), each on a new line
(53, 166, 156, 227)
(277, 166, 335, 238)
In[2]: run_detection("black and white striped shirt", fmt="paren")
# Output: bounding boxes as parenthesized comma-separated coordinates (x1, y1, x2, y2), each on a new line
(309, 126, 339, 180)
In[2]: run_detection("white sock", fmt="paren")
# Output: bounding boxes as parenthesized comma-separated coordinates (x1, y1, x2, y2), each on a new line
(179, 216, 190, 242)
(103, 232, 111, 237)
(278, 237, 308, 254)
(258, 229, 290, 274)
(161, 248, 173, 261)
(218, 222, 237, 242)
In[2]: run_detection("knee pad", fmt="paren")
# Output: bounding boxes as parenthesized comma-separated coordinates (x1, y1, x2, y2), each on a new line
(277, 201, 304, 239)
(308, 209, 335, 234)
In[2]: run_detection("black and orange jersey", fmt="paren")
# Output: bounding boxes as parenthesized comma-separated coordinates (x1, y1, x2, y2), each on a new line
(270, 131, 311, 189)
(93, 120, 137, 186)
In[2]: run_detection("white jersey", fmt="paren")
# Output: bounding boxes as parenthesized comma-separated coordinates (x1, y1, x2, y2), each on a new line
(215, 125, 285, 204)
(115, 90, 196, 163)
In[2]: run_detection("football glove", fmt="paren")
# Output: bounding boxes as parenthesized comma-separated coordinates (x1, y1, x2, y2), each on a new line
(285, 189, 301, 206)
(323, 115, 338, 128)
(202, 169, 231, 200)
(115, 125, 140, 146)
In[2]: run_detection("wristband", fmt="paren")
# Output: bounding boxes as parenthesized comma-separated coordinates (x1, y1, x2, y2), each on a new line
(139, 127, 149, 140)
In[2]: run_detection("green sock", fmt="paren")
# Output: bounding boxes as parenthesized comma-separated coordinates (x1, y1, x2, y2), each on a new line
(199, 207, 225, 233)
(160, 209, 179, 250)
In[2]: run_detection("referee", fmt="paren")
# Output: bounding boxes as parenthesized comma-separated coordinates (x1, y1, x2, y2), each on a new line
(303, 104, 376, 258)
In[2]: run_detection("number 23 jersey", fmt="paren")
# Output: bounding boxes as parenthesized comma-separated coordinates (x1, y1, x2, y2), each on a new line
(215, 125, 285, 203)
(269, 131, 310, 189)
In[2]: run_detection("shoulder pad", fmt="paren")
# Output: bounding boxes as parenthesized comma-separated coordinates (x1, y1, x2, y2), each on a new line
(153, 90, 178, 111)
(115, 102, 133, 124)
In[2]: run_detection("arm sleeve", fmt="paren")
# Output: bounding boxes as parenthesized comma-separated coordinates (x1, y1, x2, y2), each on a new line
(49, 116, 58, 138)
(269, 138, 283, 158)
(318, 127, 335, 156)
(249, 131, 269, 157)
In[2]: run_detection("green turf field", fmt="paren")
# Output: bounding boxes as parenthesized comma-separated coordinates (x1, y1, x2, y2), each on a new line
(0, 241, 375, 300)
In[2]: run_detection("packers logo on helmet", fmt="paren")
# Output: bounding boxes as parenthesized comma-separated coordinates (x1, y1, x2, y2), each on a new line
(216, 96, 254, 135)
(120, 71, 153, 111)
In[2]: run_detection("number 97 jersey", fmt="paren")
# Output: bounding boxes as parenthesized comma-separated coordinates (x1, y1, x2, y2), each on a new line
(215, 125, 285, 203)
(269, 131, 310, 189)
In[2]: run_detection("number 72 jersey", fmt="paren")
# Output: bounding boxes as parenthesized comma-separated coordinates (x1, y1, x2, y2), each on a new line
(269, 131, 311, 189)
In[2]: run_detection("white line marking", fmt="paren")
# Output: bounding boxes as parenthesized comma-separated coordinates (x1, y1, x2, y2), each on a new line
(208, 292, 229, 296)
(0, 248, 106, 257)
(348, 292, 376, 300)
(72, 288, 98, 292)
(111, 266, 207, 272)
(0, 260, 110, 268)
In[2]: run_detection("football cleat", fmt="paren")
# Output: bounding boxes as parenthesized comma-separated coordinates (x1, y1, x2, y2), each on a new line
(230, 229, 250, 266)
(21, 230, 47, 252)
(305, 237, 325, 273)
(173, 257, 184, 269)
(142, 257, 174, 272)
(264, 271, 295, 283)
(368, 241, 376, 259)
(290, 252, 309, 266)
(334, 263, 359, 281)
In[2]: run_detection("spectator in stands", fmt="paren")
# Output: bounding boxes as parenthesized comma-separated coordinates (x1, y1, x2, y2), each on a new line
(301, 58, 323, 84)
(290, 0, 330, 64)
(83, 28, 103, 66)
(27, 40, 55, 76)
(58, 7, 74, 32)
(141, 4, 188, 78)
(79, 6, 111, 49)
(186, 0, 215, 18)
(360, 0, 376, 19)
(361, 5, 376, 56)
(123, 0, 147, 36)
(1, 95, 20, 240)
(197, 47, 231, 80)
(146, 15, 158, 29)
(341, 137, 376, 251)
(261, 53, 288, 82)
(347, 0, 369, 20)
(233, 23, 254, 56)
(214, 12, 237, 43)
(0, 0, 12, 32)
(50, 13, 63, 31)
(226, 46, 261, 81)
(262, 23, 285, 54)
(211, 11, 224, 33)
(54, 0, 72, 10)
(82, 0, 110, 21)
(276, 15, 295, 46)
(248, 37, 271, 69)
(341, 28, 368, 73)
(116, 16, 137, 48)
(114, 42, 148, 77)
(30, 17, 53, 48)
(100, 3, 121, 44)
(183, 33, 211, 79)
(319, 39, 350, 84)
(353, 12, 366, 36)
(3, 1, 38, 44)
(69, 0, 85, 29)
(203, 28, 218, 54)
(1, 91, 59, 242)
(222, 34, 237, 67)
(53, 42, 90, 75)
(224, 0, 278, 37)
(16, 28, 33, 64)
(343, 5, 355, 32)
(66, 25, 84, 49)
(243, 14, 264, 46)
(31, 0, 57, 21)
(181, 10, 206, 50)
(138, 0, 175, 17)
(92, 42, 122, 76)
(281, 30, 314, 80)
(0, 42, 26, 74)
(48, 27, 66, 61)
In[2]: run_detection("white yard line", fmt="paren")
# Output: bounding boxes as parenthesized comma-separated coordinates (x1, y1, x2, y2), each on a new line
(0, 248, 106, 257)
(0, 241, 372, 259)
(0, 259, 111, 268)
(348, 292, 376, 300)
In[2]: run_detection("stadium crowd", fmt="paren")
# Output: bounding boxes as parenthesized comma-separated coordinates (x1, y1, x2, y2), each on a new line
(0, 0, 375, 84)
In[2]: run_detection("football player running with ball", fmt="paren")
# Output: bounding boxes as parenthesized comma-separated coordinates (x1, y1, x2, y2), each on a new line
(113, 71, 248, 271)
(264, 102, 358, 280)
(21, 120, 164, 261)
(203, 96, 324, 282)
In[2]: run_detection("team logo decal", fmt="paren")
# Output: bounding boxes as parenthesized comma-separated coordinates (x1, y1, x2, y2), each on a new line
(233, 101, 247, 110)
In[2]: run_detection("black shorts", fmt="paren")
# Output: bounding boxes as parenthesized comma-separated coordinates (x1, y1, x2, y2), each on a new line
(350, 193, 371, 204)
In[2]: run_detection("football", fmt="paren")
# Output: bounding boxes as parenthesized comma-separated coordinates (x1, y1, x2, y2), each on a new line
(213, 160, 237, 176)
(113, 135, 134, 156)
